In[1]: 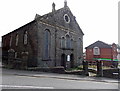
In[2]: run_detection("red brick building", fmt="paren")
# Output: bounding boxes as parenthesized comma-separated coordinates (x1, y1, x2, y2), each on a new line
(85, 41, 118, 66)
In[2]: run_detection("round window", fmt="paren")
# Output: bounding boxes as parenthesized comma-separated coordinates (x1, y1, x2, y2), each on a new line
(64, 14, 70, 23)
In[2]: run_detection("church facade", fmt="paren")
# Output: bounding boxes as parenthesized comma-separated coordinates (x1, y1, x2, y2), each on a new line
(2, 1, 84, 69)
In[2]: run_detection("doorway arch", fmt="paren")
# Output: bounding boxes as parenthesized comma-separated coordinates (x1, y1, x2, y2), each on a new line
(61, 54, 66, 69)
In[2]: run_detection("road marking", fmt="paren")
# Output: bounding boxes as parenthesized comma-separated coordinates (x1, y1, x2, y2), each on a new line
(3, 73, 119, 83)
(0, 85, 54, 89)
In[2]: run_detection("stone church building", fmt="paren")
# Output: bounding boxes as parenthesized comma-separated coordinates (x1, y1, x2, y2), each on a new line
(2, 1, 84, 69)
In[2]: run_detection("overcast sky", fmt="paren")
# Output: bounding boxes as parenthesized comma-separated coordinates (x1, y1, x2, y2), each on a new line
(0, 0, 119, 50)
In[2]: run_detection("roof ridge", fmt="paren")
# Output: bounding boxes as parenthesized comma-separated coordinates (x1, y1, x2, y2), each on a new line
(86, 40, 111, 49)
(35, 7, 67, 20)
(98, 40, 110, 46)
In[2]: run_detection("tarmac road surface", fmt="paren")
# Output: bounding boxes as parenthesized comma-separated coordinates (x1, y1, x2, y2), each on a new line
(1, 68, 119, 90)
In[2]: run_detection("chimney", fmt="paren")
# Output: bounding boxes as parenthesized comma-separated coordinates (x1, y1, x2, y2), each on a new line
(64, 0, 67, 7)
(52, 2, 55, 12)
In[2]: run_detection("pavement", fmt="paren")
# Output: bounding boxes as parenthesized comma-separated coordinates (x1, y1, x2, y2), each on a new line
(2, 68, 119, 84)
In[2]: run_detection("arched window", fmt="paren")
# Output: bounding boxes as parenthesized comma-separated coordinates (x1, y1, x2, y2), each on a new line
(78, 38, 82, 50)
(43, 29, 51, 60)
(70, 39, 73, 49)
(15, 34, 19, 46)
(24, 31, 28, 45)
(93, 47, 100, 55)
(8, 49, 15, 59)
(66, 35, 70, 49)
(61, 37, 65, 48)
(9, 35, 12, 47)
(15, 52, 17, 58)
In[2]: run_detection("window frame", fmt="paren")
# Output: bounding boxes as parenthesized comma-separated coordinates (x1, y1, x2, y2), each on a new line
(93, 47, 100, 55)
(64, 14, 70, 23)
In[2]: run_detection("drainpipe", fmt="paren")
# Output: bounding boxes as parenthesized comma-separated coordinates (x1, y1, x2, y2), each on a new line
(55, 29, 57, 66)
(111, 46, 113, 66)
(54, 14, 57, 67)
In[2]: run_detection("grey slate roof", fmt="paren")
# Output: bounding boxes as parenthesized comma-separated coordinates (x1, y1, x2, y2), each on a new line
(35, 6, 84, 35)
(3, 3, 84, 37)
(85, 41, 112, 49)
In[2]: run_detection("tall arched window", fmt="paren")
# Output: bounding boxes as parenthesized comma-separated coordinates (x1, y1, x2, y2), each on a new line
(43, 29, 51, 60)
(15, 34, 19, 46)
(15, 52, 17, 58)
(78, 38, 82, 50)
(9, 35, 12, 47)
(24, 31, 28, 45)
(61, 37, 65, 48)
(70, 39, 73, 49)
(66, 35, 70, 49)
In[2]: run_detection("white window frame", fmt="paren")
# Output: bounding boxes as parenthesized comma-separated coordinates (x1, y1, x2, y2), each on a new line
(64, 14, 70, 23)
(93, 47, 100, 55)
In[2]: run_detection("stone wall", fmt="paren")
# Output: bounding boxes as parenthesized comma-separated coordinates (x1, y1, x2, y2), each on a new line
(103, 68, 120, 79)
(2, 5, 84, 69)
(2, 20, 38, 68)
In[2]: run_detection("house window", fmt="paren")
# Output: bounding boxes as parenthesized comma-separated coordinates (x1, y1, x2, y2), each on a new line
(24, 31, 28, 45)
(61, 37, 65, 48)
(15, 34, 19, 46)
(66, 35, 70, 49)
(93, 47, 100, 55)
(43, 29, 51, 60)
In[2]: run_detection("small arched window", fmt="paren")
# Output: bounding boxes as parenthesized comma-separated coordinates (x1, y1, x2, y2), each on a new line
(24, 31, 28, 45)
(93, 47, 100, 55)
(66, 35, 70, 49)
(15, 34, 19, 46)
(61, 37, 65, 48)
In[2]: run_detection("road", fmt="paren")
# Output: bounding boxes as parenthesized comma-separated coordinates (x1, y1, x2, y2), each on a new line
(1, 68, 119, 90)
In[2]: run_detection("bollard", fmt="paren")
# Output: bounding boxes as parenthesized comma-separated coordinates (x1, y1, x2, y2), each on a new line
(83, 60, 89, 76)
(97, 60, 103, 77)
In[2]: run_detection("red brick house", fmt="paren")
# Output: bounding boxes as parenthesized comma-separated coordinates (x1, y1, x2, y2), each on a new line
(85, 41, 118, 67)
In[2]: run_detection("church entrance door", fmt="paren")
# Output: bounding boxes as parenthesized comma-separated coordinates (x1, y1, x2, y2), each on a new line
(61, 54, 66, 69)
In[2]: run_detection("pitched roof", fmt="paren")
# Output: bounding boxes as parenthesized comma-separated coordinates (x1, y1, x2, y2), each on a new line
(35, 6, 84, 35)
(3, 2, 84, 37)
(85, 41, 111, 49)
